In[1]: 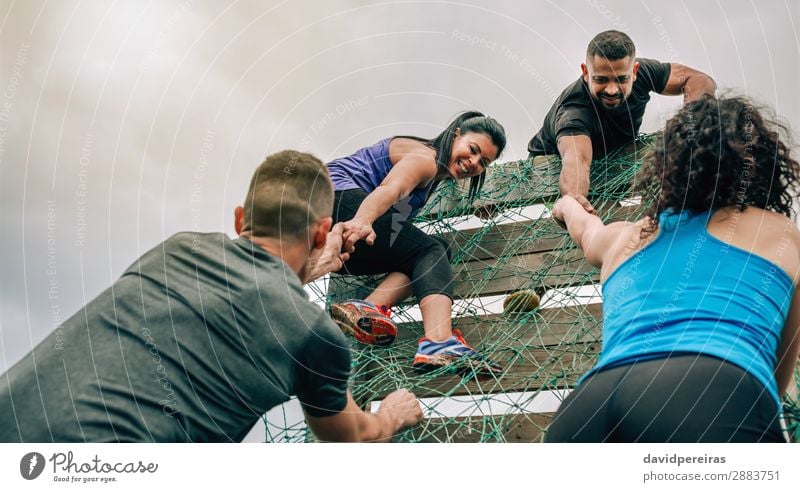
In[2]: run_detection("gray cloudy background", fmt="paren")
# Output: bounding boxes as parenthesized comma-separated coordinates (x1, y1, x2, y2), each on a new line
(1, 0, 799, 370)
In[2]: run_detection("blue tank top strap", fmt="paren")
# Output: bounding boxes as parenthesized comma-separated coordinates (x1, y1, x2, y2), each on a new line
(658, 208, 718, 237)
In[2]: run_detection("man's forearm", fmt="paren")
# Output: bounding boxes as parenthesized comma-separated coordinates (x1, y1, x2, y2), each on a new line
(305, 392, 415, 443)
(304, 251, 336, 283)
(559, 154, 590, 197)
(349, 399, 416, 443)
(303, 224, 348, 284)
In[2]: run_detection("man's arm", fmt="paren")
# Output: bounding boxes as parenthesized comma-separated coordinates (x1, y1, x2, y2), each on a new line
(660, 63, 716, 103)
(557, 134, 595, 213)
(304, 389, 423, 442)
(304, 223, 349, 283)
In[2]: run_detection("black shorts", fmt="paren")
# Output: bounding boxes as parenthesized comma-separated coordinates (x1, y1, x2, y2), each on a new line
(545, 355, 785, 442)
(332, 189, 454, 301)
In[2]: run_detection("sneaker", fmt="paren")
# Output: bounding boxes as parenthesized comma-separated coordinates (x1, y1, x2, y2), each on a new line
(412, 329, 503, 376)
(330, 299, 397, 346)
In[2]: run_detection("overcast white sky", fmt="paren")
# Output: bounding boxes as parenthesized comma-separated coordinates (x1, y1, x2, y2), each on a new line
(1, 0, 799, 370)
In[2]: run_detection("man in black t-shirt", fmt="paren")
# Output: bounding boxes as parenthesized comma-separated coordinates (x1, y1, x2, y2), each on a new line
(0, 151, 423, 442)
(528, 30, 716, 212)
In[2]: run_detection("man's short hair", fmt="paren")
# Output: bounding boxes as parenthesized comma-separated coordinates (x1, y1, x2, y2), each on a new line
(242, 150, 333, 241)
(586, 30, 636, 60)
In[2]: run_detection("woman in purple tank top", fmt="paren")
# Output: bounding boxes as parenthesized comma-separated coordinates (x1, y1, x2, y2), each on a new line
(328, 111, 507, 375)
(547, 94, 800, 442)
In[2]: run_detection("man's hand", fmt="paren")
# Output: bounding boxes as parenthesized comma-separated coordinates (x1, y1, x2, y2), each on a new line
(341, 217, 377, 253)
(304, 223, 350, 283)
(305, 388, 422, 442)
(377, 389, 424, 433)
(571, 194, 595, 214)
(553, 195, 594, 230)
(319, 222, 350, 272)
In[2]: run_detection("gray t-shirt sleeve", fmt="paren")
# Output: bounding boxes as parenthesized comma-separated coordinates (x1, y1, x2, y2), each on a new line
(295, 313, 352, 417)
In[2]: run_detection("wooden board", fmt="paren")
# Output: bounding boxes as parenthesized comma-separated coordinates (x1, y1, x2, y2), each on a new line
(327, 247, 599, 303)
(326, 203, 640, 304)
(402, 412, 554, 443)
(394, 303, 603, 347)
(452, 247, 597, 299)
(348, 303, 602, 405)
(417, 155, 561, 220)
(442, 202, 640, 262)
(417, 149, 647, 219)
(350, 341, 599, 402)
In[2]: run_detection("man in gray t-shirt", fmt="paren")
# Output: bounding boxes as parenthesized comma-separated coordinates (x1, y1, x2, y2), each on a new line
(0, 151, 422, 442)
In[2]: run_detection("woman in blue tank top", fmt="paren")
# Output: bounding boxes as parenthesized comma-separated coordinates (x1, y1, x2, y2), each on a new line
(326, 111, 507, 374)
(547, 94, 800, 442)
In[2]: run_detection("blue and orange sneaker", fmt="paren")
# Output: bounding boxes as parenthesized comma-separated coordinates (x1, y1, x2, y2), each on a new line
(412, 329, 503, 376)
(330, 299, 397, 346)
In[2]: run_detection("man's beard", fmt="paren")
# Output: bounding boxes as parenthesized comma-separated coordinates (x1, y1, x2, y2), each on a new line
(596, 93, 624, 109)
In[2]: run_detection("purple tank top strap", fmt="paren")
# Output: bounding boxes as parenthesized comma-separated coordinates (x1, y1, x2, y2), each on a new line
(326, 138, 392, 193)
(326, 138, 436, 216)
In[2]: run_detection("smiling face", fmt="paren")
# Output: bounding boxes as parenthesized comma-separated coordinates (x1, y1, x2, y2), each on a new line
(582, 55, 640, 109)
(447, 130, 499, 179)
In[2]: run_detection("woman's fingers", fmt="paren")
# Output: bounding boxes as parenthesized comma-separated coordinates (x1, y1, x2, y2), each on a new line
(343, 233, 359, 253)
(341, 221, 376, 249)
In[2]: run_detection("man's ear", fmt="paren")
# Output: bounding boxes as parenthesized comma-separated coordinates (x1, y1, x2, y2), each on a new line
(581, 62, 589, 81)
(632, 60, 640, 81)
(312, 217, 333, 250)
(234, 206, 244, 235)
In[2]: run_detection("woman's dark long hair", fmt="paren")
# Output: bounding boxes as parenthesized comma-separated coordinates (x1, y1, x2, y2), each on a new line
(636, 94, 799, 233)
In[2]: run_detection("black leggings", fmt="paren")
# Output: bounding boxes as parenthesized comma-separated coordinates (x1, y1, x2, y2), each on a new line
(545, 355, 785, 442)
(332, 189, 454, 301)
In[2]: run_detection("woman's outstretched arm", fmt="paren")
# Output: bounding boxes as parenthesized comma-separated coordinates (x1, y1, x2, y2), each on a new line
(552, 195, 634, 268)
(341, 153, 437, 252)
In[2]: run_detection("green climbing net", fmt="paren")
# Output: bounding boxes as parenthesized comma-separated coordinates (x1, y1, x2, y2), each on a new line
(264, 134, 800, 443)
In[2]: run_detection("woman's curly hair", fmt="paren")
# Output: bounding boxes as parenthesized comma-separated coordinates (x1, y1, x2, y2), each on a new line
(636, 93, 799, 233)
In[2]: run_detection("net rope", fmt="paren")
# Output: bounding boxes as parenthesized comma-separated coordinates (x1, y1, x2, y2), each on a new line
(264, 134, 800, 442)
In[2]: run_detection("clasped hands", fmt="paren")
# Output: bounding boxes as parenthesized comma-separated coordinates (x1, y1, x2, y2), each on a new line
(552, 194, 595, 229)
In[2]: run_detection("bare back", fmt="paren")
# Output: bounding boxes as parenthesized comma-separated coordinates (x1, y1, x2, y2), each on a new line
(601, 206, 800, 285)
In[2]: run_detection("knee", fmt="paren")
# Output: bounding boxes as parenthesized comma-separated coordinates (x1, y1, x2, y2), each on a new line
(431, 236, 452, 261)
(409, 236, 451, 271)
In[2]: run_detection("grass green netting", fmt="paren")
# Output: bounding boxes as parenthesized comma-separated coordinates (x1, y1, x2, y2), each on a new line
(265, 134, 800, 442)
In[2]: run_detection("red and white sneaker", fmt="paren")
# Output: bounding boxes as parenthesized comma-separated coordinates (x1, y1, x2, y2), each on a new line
(330, 299, 397, 346)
